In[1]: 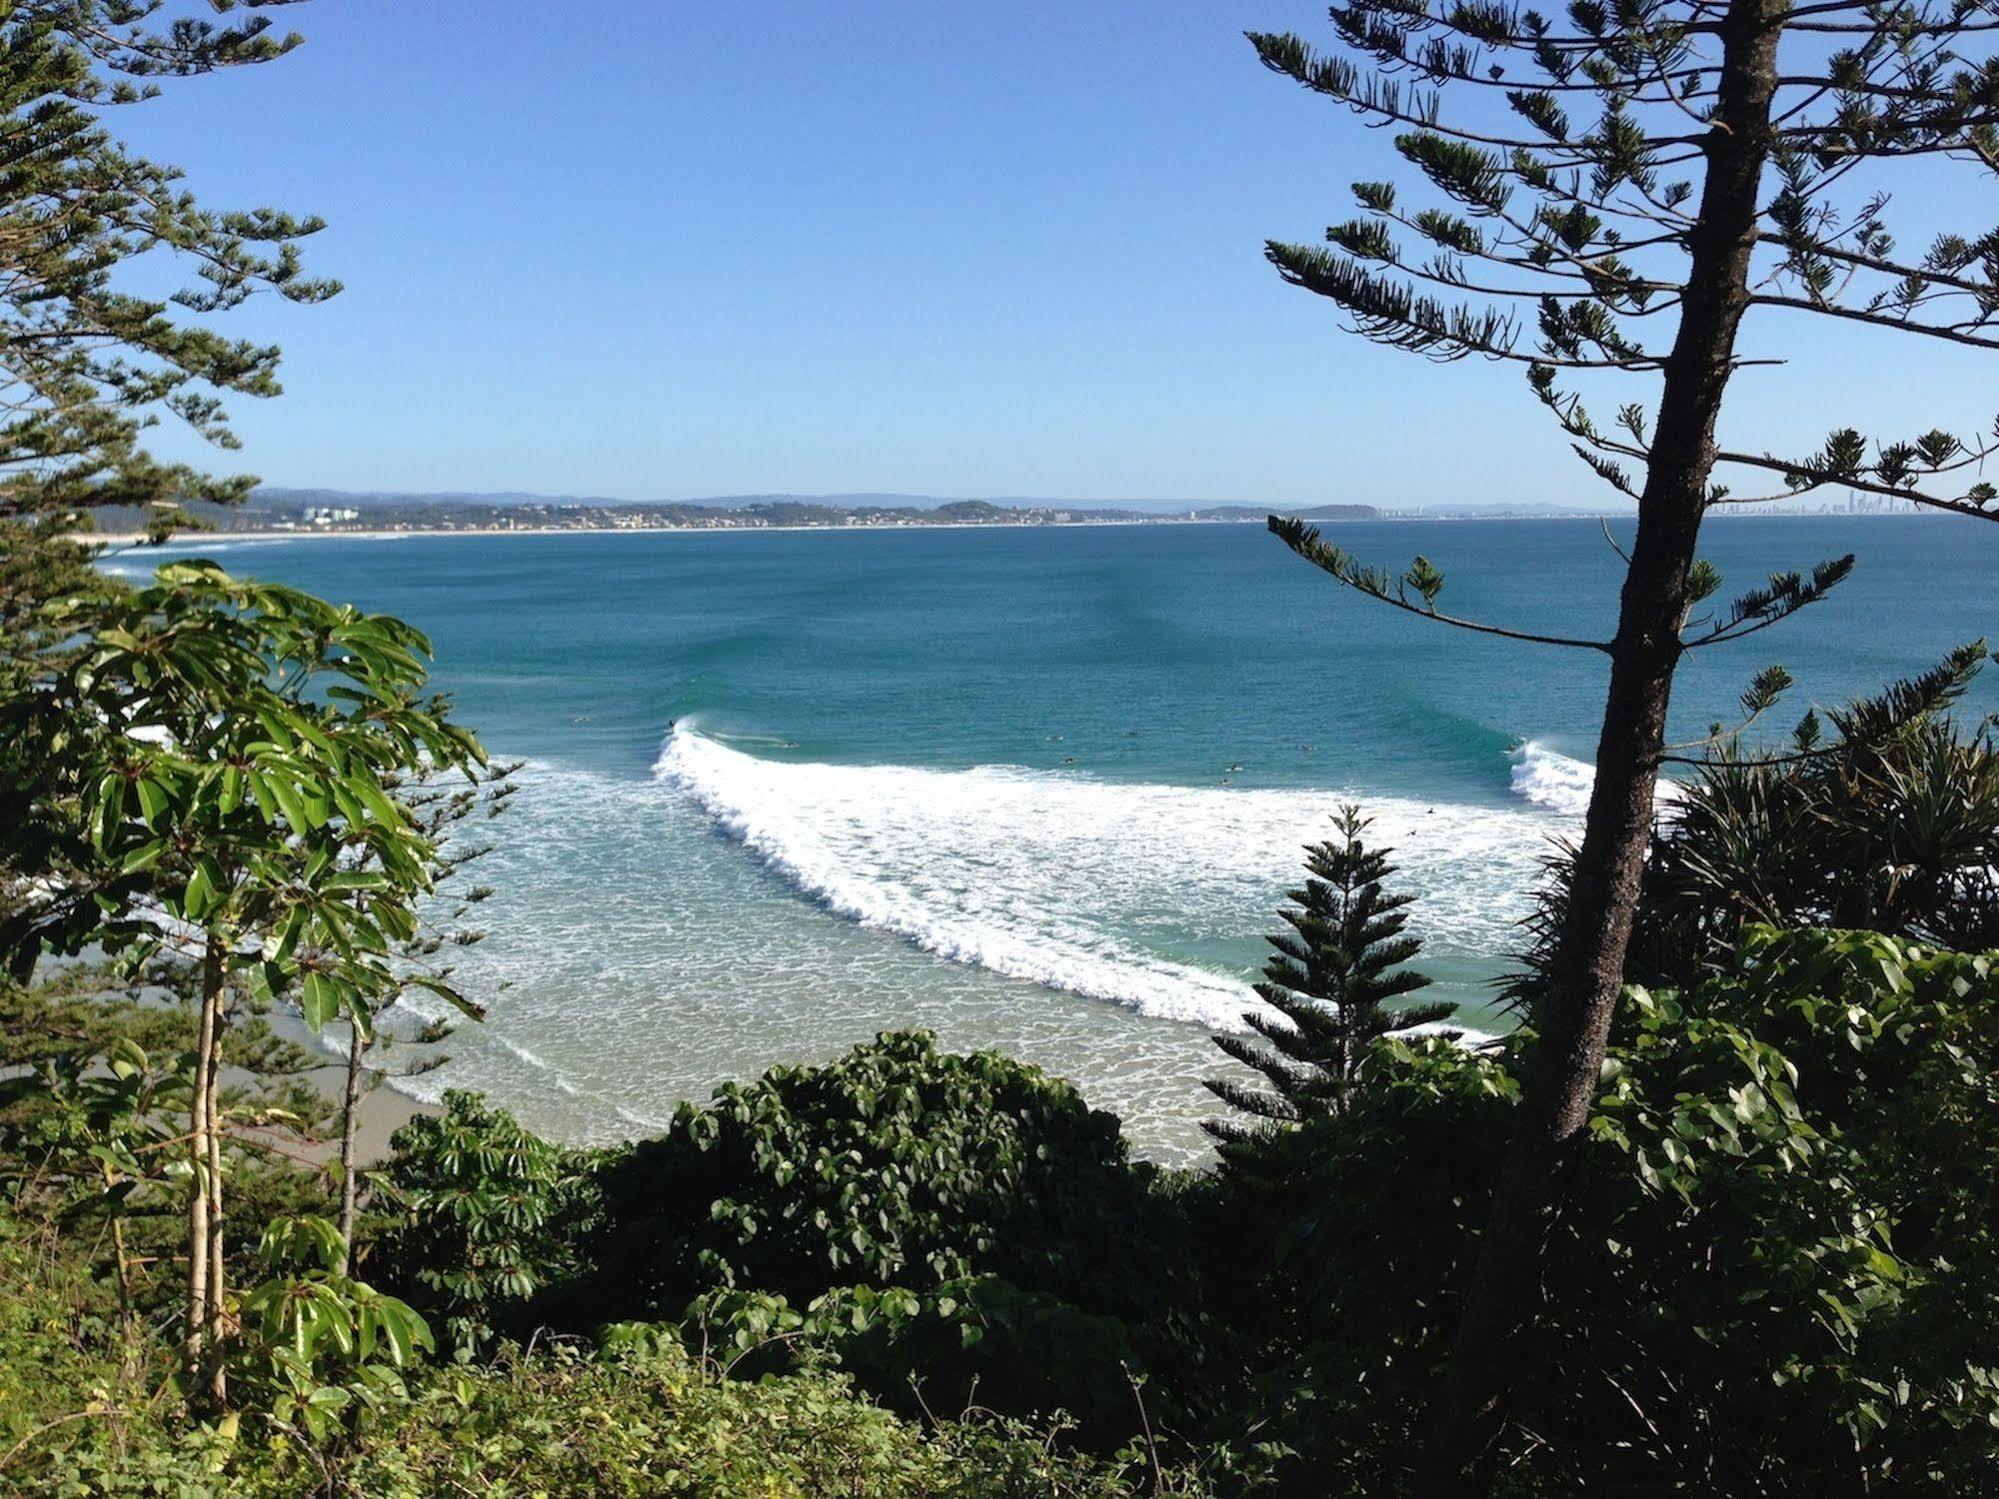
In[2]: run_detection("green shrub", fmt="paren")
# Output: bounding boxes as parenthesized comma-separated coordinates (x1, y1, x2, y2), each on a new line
(572, 1032, 1193, 1328)
(499, 1031, 1212, 1448)
(5, 1302, 1196, 1497)
(331, 1334, 1179, 1499)
(371, 1088, 602, 1359)
(679, 1275, 1159, 1442)
(1224, 927, 1999, 1496)
(231, 1216, 433, 1446)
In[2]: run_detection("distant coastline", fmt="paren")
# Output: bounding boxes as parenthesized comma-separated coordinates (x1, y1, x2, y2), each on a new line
(83, 517, 1276, 547)
(73, 483, 1938, 547)
(80, 509, 1941, 548)
(77, 489, 1379, 543)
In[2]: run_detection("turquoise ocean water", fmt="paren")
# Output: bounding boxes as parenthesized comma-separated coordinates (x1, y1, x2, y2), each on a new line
(106, 517, 1999, 1160)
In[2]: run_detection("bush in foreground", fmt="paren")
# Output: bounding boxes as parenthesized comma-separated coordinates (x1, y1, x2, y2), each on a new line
(370, 1088, 602, 1359)
(1232, 927, 1999, 1496)
(2, 1245, 1198, 1498)
(502, 1031, 1213, 1440)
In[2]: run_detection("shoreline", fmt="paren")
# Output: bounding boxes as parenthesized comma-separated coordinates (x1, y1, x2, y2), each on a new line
(77, 510, 1937, 548)
(252, 1007, 443, 1168)
(80, 518, 1257, 546)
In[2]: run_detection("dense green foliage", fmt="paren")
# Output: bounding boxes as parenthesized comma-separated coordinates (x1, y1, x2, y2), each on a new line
(372, 1088, 601, 1359)
(535, 1032, 1208, 1444)
(575, 1031, 1189, 1318)
(0, 1216, 1185, 1498)
(1215, 929, 1999, 1495)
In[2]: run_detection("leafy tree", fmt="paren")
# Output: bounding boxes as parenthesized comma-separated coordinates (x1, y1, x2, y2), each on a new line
(1205, 805, 1454, 1182)
(1247, 1, 1999, 1479)
(0, 561, 484, 1399)
(371, 1089, 600, 1361)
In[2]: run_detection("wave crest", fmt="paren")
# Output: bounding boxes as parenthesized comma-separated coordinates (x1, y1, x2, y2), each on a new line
(657, 727, 1566, 1031)
(1510, 740, 1596, 816)
(1509, 739, 1683, 818)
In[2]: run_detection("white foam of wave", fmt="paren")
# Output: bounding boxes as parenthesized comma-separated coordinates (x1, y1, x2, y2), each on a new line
(657, 727, 1569, 1033)
(1510, 740, 1596, 816)
(1510, 739, 1684, 818)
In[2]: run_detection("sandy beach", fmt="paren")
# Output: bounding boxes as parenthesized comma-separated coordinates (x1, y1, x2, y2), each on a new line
(238, 1007, 443, 1171)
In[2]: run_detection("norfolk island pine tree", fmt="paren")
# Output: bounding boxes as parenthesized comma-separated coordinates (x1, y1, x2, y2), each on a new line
(1242, 3, 1999, 1487)
(1204, 804, 1456, 1180)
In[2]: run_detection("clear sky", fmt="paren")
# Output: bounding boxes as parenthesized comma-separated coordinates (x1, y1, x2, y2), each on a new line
(125, 0, 1995, 508)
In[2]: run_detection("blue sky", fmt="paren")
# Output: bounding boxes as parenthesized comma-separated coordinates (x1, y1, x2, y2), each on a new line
(126, 1, 1995, 507)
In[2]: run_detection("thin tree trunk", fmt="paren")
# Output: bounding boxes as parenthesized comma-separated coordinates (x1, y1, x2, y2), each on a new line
(1419, 1, 1786, 1489)
(337, 1019, 366, 1276)
(184, 936, 223, 1383)
(107, 1186, 137, 1379)
(204, 959, 228, 1405)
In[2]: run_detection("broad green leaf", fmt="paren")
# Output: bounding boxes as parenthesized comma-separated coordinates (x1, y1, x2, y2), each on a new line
(91, 773, 126, 852)
(300, 971, 343, 1030)
(120, 839, 166, 876)
(133, 777, 169, 826)
(185, 856, 223, 919)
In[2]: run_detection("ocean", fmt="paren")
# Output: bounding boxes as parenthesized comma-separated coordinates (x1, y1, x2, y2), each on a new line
(104, 516, 1999, 1161)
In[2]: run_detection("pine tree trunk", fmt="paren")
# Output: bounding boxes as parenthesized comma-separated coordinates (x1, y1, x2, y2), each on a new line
(337, 1020, 366, 1276)
(1419, 1, 1785, 1488)
(184, 936, 223, 1383)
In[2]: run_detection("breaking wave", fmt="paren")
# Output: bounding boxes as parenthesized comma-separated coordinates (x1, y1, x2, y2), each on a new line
(657, 726, 1580, 1032)
(1509, 740, 1597, 816)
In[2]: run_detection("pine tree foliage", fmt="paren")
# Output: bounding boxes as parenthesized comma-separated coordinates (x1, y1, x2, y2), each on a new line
(1254, 1, 1999, 517)
(0, 1, 335, 536)
(1256, 0, 1999, 623)
(1205, 807, 1455, 1173)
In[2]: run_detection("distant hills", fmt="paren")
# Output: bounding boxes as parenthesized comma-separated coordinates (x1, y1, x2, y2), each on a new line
(87, 488, 1384, 536)
(80, 486, 1913, 541)
(251, 488, 1381, 521)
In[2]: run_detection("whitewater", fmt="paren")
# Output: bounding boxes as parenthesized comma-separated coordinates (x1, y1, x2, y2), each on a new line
(658, 725, 1599, 1033)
